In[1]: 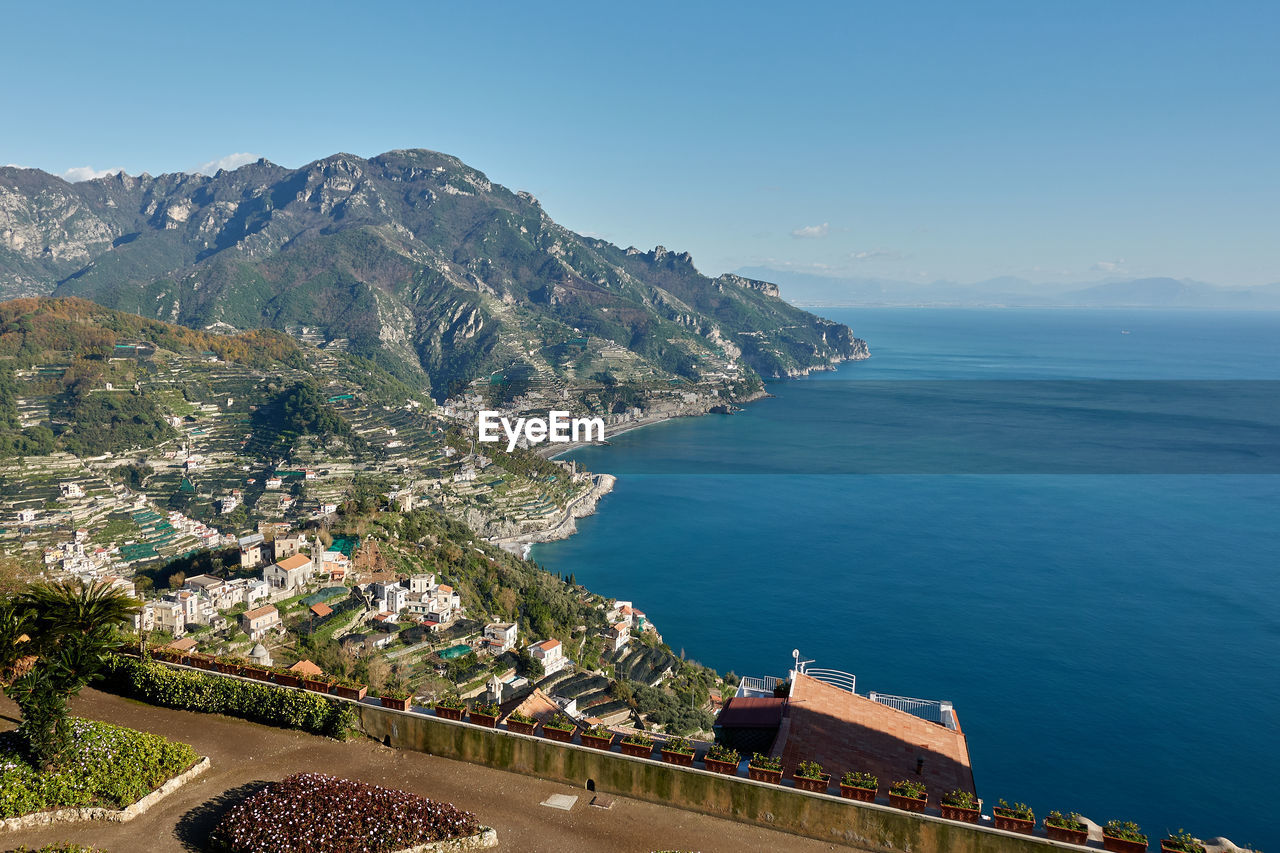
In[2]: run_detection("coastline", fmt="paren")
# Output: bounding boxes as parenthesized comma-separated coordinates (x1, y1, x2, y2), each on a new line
(489, 473, 617, 558)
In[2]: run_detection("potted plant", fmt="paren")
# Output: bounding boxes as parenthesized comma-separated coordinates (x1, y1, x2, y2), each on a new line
(1161, 830, 1205, 853)
(704, 744, 741, 775)
(191, 654, 217, 671)
(541, 712, 577, 742)
(792, 759, 831, 793)
(1103, 820, 1148, 853)
(1045, 811, 1089, 845)
(505, 710, 537, 735)
(940, 789, 980, 823)
(747, 752, 783, 784)
(271, 668, 301, 688)
(839, 770, 878, 802)
(434, 694, 466, 720)
(217, 656, 245, 674)
(888, 779, 928, 812)
(620, 731, 655, 758)
(469, 701, 500, 728)
(660, 737, 695, 767)
(993, 799, 1035, 833)
(333, 678, 367, 701)
(302, 672, 335, 693)
(580, 724, 614, 751)
(380, 685, 412, 712)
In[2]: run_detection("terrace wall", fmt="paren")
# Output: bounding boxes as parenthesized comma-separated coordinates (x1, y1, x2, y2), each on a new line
(357, 703, 1076, 853)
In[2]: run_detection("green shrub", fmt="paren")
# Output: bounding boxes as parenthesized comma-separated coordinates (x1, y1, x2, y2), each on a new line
(100, 655, 357, 740)
(0, 719, 197, 819)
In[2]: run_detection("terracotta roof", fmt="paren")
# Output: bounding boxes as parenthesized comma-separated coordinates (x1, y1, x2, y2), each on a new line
(275, 553, 312, 571)
(716, 697, 786, 728)
(309, 603, 333, 618)
(288, 659, 323, 676)
(437, 584, 453, 594)
(776, 673, 974, 802)
(536, 639, 561, 651)
(166, 637, 199, 652)
(507, 688, 562, 724)
(243, 604, 278, 620)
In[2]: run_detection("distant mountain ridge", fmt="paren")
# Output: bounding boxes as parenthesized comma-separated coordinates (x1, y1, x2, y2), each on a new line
(0, 151, 866, 400)
(736, 267, 1280, 309)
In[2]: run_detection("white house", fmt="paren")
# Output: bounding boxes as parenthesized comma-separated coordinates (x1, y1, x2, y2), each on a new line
(484, 622, 518, 654)
(605, 620, 630, 653)
(148, 600, 187, 637)
(530, 638, 566, 676)
(240, 604, 282, 641)
(408, 573, 436, 594)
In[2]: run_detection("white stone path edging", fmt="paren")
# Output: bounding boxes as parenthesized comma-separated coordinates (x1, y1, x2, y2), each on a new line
(0, 756, 211, 832)
(393, 827, 499, 851)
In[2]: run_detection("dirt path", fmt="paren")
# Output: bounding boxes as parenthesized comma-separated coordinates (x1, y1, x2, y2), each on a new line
(1, 690, 850, 853)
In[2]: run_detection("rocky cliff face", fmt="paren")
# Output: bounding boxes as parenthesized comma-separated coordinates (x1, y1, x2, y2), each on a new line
(0, 150, 867, 394)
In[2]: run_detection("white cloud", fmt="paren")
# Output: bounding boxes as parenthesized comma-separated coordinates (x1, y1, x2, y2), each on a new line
(190, 152, 261, 176)
(850, 249, 901, 261)
(1091, 259, 1126, 273)
(790, 222, 830, 239)
(60, 165, 125, 182)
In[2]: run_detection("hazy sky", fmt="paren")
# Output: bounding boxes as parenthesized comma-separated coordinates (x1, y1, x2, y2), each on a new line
(2, 1, 1276, 286)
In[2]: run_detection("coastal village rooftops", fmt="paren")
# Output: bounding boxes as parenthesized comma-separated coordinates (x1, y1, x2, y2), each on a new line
(275, 553, 312, 571)
(776, 672, 975, 798)
(288, 659, 323, 676)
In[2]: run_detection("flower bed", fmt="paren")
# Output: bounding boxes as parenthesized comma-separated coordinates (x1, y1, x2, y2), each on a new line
(504, 711, 537, 735)
(791, 760, 830, 793)
(659, 737, 695, 767)
(468, 702, 500, 729)
(209, 773, 482, 853)
(0, 719, 198, 819)
(102, 654, 357, 740)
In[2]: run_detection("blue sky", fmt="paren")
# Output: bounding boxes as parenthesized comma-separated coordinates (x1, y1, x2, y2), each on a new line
(2, 1, 1276, 286)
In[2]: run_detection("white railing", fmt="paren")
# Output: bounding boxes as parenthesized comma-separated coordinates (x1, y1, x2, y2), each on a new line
(737, 675, 782, 697)
(869, 692, 957, 729)
(801, 667, 856, 694)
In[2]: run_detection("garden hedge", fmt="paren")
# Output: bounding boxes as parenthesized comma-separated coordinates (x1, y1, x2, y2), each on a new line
(100, 655, 358, 740)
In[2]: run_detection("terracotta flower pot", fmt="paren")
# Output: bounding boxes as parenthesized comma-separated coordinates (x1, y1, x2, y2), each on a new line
(242, 666, 268, 681)
(435, 705, 465, 721)
(793, 773, 831, 793)
(620, 741, 654, 758)
(660, 749, 694, 767)
(334, 684, 367, 701)
(506, 720, 537, 735)
(469, 712, 497, 729)
(1046, 823, 1089, 845)
(704, 757, 739, 775)
(381, 695, 411, 711)
(840, 784, 877, 802)
(889, 792, 928, 813)
(940, 803, 981, 823)
(748, 765, 783, 784)
(994, 812, 1035, 834)
(1160, 841, 1203, 853)
(1104, 834, 1149, 853)
(542, 725, 575, 742)
(302, 678, 332, 693)
(272, 673, 300, 688)
(581, 733, 614, 751)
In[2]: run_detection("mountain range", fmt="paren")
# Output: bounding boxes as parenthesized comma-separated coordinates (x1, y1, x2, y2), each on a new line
(0, 151, 865, 401)
(736, 267, 1280, 309)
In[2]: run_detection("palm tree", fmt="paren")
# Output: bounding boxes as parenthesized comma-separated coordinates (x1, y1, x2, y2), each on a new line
(2, 580, 140, 768)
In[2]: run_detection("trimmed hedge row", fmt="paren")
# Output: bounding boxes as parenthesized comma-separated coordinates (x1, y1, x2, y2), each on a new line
(101, 655, 358, 740)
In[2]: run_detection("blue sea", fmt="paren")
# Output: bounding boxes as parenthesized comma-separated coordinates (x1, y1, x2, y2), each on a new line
(532, 309, 1280, 849)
